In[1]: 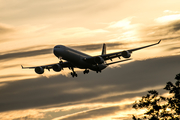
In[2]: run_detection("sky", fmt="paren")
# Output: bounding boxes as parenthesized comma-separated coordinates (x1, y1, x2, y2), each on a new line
(0, 0, 180, 120)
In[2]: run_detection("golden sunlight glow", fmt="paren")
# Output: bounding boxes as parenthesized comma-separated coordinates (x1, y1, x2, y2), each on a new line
(155, 14, 180, 23)
(1, 0, 180, 120)
(107, 17, 133, 29)
(0, 97, 140, 120)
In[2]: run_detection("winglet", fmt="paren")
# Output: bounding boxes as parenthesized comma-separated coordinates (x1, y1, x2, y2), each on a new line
(158, 40, 161, 44)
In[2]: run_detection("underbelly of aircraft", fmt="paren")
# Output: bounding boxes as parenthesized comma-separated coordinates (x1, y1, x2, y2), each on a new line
(74, 63, 107, 71)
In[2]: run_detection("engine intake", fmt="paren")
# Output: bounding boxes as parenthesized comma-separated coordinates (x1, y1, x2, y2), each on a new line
(35, 67, 44, 74)
(122, 51, 131, 58)
(52, 64, 62, 72)
(94, 56, 104, 64)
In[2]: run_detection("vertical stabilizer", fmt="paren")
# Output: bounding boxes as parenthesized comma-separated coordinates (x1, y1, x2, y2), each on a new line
(101, 43, 106, 55)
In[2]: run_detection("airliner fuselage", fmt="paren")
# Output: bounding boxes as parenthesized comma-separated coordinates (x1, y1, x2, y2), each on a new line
(53, 45, 107, 71)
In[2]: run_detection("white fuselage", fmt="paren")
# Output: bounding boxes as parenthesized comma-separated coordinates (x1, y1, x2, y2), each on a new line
(53, 45, 107, 71)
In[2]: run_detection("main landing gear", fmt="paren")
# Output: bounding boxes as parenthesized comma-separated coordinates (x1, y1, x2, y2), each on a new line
(71, 71, 77, 77)
(83, 69, 89, 74)
(70, 67, 77, 77)
(96, 70, 101, 73)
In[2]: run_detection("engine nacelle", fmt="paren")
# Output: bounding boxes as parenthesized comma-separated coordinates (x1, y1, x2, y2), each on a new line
(52, 64, 62, 72)
(35, 67, 44, 74)
(94, 56, 104, 64)
(122, 50, 131, 58)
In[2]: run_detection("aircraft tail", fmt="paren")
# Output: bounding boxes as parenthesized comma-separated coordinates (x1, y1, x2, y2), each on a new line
(101, 43, 106, 55)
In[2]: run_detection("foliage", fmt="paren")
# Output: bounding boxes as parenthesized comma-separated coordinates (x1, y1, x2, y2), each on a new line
(132, 73, 180, 120)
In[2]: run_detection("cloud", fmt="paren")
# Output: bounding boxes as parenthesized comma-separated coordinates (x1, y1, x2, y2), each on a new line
(0, 55, 179, 114)
(0, 109, 45, 120)
(58, 27, 108, 39)
(169, 20, 180, 32)
(0, 74, 25, 79)
(155, 20, 180, 34)
(0, 42, 125, 62)
(167, 46, 180, 51)
(0, 23, 15, 43)
(107, 18, 133, 29)
(163, 10, 180, 14)
(1, 15, 179, 60)
(0, 3, 180, 120)
(70, 42, 124, 51)
(106, 17, 139, 28)
(0, 48, 52, 61)
(0, 23, 14, 34)
(139, 19, 180, 43)
(54, 106, 121, 120)
(1, 64, 19, 69)
(155, 14, 180, 23)
(0, 0, 120, 27)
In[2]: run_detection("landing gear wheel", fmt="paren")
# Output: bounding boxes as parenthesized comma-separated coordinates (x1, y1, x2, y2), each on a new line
(96, 70, 101, 73)
(71, 72, 77, 77)
(74, 73, 77, 77)
(83, 69, 89, 74)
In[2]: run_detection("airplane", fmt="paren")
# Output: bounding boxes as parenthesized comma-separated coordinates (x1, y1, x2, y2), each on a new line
(22, 40, 161, 77)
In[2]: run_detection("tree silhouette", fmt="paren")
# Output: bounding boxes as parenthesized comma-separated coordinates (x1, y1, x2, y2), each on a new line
(132, 73, 180, 120)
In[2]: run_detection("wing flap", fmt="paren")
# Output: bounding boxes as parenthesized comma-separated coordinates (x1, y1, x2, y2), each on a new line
(106, 58, 132, 65)
(101, 52, 122, 60)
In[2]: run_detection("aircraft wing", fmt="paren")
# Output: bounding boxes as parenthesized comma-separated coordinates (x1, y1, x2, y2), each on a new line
(128, 40, 161, 52)
(101, 40, 161, 61)
(21, 61, 74, 70)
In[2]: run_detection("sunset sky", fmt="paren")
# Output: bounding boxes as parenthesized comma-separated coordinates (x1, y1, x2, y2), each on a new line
(0, 0, 180, 120)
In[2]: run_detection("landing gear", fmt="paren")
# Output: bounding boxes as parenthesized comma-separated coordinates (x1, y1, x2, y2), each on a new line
(96, 70, 101, 73)
(59, 57, 63, 64)
(71, 72, 77, 77)
(83, 69, 89, 74)
(95, 64, 102, 73)
(70, 67, 77, 77)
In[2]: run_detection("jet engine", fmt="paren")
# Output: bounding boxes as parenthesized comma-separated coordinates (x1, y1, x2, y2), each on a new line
(94, 56, 104, 64)
(52, 64, 62, 72)
(35, 67, 44, 74)
(122, 50, 131, 58)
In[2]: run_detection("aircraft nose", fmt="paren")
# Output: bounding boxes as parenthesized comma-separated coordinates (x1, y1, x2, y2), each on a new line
(53, 47, 60, 57)
(53, 45, 65, 58)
